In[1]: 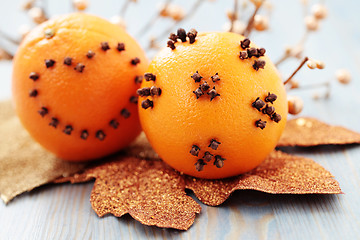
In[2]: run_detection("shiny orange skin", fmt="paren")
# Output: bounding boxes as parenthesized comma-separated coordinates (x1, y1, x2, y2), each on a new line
(139, 32, 287, 179)
(12, 13, 148, 161)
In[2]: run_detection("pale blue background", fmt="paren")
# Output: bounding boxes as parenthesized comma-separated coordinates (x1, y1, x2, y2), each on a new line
(0, 0, 360, 239)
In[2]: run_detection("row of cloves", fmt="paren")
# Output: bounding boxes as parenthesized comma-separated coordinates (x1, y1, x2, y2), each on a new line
(43, 41, 138, 74)
(30, 71, 131, 140)
(190, 139, 226, 171)
(36, 105, 131, 140)
(28, 41, 141, 141)
(239, 38, 266, 71)
(252, 92, 282, 129)
(167, 28, 198, 50)
(97, 41, 141, 66)
(45, 57, 86, 73)
(192, 71, 221, 101)
(100, 41, 125, 52)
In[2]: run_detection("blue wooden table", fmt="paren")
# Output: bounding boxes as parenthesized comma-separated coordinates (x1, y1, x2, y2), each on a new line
(1, 0, 360, 239)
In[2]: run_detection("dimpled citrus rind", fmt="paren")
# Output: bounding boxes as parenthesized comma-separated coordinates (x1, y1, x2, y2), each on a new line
(139, 32, 287, 179)
(12, 13, 148, 161)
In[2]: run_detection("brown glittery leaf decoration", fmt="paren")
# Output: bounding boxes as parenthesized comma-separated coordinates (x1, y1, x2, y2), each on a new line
(55, 132, 160, 185)
(278, 117, 360, 147)
(56, 156, 201, 230)
(0, 101, 87, 204)
(58, 149, 341, 229)
(185, 151, 342, 206)
(2, 99, 343, 229)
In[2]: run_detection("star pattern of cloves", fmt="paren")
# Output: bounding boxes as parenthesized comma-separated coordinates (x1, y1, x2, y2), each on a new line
(191, 71, 221, 101)
(190, 138, 226, 171)
(252, 92, 282, 129)
(28, 40, 142, 140)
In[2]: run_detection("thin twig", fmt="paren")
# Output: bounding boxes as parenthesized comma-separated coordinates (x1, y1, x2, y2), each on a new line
(229, 0, 239, 32)
(0, 46, 14, 59)
(146, 0, 205, 51)
(135, 0, 173, 38)
(0, 30, 20, 45)
(284, 56, 309, 85)
(275, 30, 309, 67)
(135, 15, 160, 38)
(298, 29, 309, 47)
(120, 0, 131, 17)
(290, 81, 330, 90)
(41, 0, 49, 18)
(275, 0, 311, 67)
(275, 54, 288, 67)
(242, 2, 263, 37)
(301, 0, 308, 18)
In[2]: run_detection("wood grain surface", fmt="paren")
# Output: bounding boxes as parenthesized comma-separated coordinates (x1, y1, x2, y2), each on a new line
(1, 0, 360, 239)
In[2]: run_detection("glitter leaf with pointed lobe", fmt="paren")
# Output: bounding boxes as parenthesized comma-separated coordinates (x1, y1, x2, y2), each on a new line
(55, 156, 201, 230)
(278, 118, 360, 147)
(12, 13, 148, 161)
(185, 151, 342, 206)
(0, 101, 86, 204)
(55, 136, 341, 230)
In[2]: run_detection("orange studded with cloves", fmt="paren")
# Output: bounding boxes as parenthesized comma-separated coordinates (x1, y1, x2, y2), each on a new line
(12, 13, 148, 161)
(138, 30, 287, 179)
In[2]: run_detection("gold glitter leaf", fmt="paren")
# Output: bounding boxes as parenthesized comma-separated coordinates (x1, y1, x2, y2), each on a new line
(0, 102, 86, 204)
(278, 117, 360, 147)
(185, 151, 342, 206)
(57, 156, 201, 230)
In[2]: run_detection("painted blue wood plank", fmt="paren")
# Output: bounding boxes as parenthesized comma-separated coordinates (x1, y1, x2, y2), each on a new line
(1, 0, 360, 239)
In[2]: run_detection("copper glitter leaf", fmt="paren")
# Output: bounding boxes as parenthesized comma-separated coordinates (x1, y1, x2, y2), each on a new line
(185, 151, 342, 206)
(0, 103, 86, 203)
(54, 132, 159, 184)
(3, 96, 342, 228)
(278, 117, 360, 147)
(57, 156, 201, 230)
